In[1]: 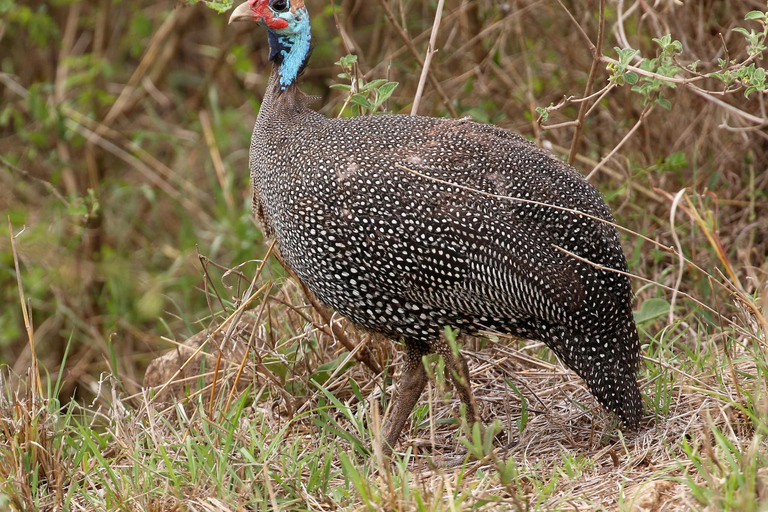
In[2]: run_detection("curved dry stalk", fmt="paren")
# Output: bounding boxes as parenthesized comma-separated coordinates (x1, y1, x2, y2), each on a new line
(411, 0, 446, 116)
(668, 189, 687, 325)
(568, 0, 606, 165)
(689, 87, 768, 127)
(393, 162, 762, 341)
(8, 219, 43, 398)
(553, 245, 758, 343)
(394, 162, 664, 249)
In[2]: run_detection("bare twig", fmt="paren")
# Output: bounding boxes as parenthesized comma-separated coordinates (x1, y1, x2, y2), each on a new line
(100, 8, 181, 127)
(597, 53, 768, 120)
(152, 284, 273, 404)
(553, 0, 595, 51)
(689, 86, 768, 127)
(586, 103, 653, 180)
(0, 73, 210, 221)
(375, 0, 458, 117)
(411, 0, 446, 115)
(541, 120, 580, 130)
(583, 83, 616, 118)
(539, 84, 615, 128)
(365, 4, 460, 78)
(53, 3, 81, 105)
(0, 156, 70, 207)
(568, 0, 606, 165)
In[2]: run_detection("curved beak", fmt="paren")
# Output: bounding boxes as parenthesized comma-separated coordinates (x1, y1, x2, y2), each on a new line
(229, 2, 253, 24)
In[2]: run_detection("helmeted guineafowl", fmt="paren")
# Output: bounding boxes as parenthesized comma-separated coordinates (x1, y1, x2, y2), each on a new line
(229, 0, 643, 453)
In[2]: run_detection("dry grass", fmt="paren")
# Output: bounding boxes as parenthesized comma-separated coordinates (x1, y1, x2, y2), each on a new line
(3, 270, 766, 509)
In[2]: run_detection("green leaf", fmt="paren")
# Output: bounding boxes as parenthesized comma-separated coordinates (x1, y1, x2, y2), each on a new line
(631, 82, 656, 95)
(665, 151, 688, 168)
(68, 201, 88, 218)
(338, 451, 369, 498)
(652, 35, 672, 48)
(374, 82, 398, 106)
(657, 97, 672, 110)
(505, 378, 529, 432)
(744, 10, 766, 21)
(310, 352, 353, 385)
(639, 58, 658, 71)
(349, 378, 364, 403)
(535, 106, 550, 123)
(337, 54, 358, 69)
(615, 47, 640, 66)
(360, 78, 387, 92)
(752, 67, 766, 85)
(349, 94, 372, 110)
(625, 72, 639, 84)
(633, 298, 671, 324)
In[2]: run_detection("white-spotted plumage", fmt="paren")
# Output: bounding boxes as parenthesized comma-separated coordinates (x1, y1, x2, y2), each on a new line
(236, 0, 642, 437)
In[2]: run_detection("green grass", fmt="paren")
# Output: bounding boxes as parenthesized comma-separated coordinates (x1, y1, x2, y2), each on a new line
(2, 284, 767, 510)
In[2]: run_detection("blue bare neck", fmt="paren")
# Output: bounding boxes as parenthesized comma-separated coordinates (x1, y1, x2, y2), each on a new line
(267, 14, 312, 89)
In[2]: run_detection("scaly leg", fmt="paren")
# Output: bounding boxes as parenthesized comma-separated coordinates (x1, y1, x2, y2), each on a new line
(381, 342, 428, 455)
(434, 336, 481, 427)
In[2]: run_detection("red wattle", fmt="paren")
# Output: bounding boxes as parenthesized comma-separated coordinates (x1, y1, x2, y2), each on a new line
(267, 18, 289, 29)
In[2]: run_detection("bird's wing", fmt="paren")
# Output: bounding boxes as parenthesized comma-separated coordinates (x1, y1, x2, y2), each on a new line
(305, 115, 631, 325)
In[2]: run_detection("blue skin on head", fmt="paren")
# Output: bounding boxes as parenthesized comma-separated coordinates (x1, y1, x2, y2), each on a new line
(264, 7, 311, 89)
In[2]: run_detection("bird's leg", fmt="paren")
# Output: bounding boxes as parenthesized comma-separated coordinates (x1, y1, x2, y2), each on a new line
(381, 342, 429, 455)
(434, 336, 481, 429)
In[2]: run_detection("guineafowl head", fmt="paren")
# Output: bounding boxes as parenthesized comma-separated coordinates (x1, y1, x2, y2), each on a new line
(230, 0, 311, 88)
(229, 0, 308, 32)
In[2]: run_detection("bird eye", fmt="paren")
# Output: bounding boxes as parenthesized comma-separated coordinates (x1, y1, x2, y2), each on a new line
(270, 0, 289, 12)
